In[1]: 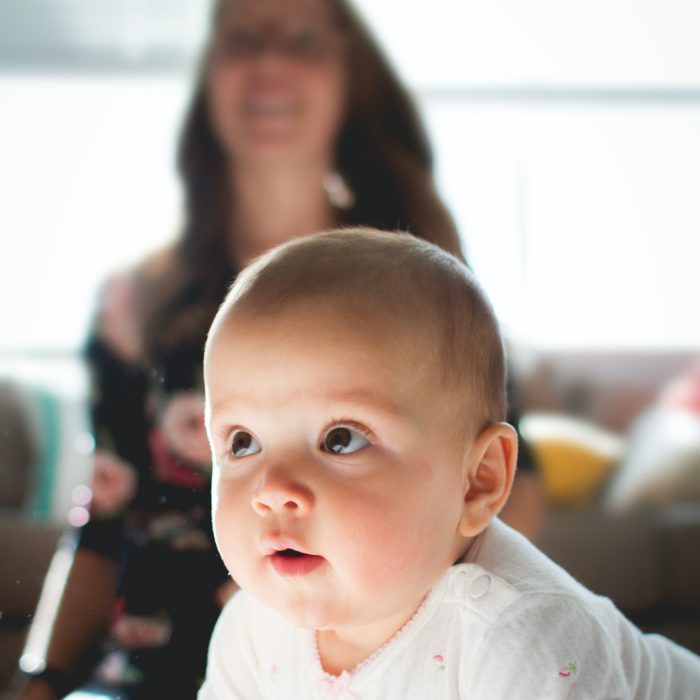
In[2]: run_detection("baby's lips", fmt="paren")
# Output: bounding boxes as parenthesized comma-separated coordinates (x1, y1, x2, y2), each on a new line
(260, 534, 318, 558)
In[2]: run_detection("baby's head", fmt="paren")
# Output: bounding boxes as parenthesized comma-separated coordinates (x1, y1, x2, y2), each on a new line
(204, 228, 517, 638)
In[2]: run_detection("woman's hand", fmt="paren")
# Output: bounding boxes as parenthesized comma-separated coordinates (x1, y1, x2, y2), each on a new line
(112, 614, 172, 649)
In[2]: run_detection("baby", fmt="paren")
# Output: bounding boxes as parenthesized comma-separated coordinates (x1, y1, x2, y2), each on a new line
(199, 229, 700, 699)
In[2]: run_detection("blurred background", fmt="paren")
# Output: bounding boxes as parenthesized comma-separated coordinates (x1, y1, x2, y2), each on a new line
(1, 0, 699, 691)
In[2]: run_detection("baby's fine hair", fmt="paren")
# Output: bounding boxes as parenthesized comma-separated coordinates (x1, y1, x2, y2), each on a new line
(212, 228, 507, 439)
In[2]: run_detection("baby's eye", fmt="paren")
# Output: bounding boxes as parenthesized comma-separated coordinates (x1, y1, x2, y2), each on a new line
(321, 426, 369, 455)
(230, 430, 261, 458)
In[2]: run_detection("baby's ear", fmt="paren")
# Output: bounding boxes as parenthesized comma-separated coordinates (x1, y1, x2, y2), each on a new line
(458, 423, 518, 538)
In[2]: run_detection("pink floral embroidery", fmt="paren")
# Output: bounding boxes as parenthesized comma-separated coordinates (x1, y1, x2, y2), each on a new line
(317, 670, 358, 698)
(559, 661, 578, 678)
(432, 653, 446, 670)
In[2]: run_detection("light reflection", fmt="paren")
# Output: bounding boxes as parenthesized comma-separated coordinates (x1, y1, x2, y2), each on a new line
(68, 505, 90, 527)
(71, 484, 93, 507)
(74, 431, 96, 455)
(18, 652, 43, 674)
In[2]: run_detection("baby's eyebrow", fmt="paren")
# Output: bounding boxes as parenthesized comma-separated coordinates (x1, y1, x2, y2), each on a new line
(315, 389, 405, 419)
(208, 394, 264, 413)
(208, 389, 405, 420)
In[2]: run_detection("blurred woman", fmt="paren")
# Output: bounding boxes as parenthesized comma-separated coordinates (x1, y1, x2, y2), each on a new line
(20, 1, 539, 698)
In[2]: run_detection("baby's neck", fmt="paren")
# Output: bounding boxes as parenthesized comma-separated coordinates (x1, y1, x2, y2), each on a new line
(317, 595, 427, 676)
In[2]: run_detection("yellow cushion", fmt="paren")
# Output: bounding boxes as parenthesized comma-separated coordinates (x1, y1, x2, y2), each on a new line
(520, 414, 624, 505)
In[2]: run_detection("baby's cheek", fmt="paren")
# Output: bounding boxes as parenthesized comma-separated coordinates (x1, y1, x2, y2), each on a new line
(212, 489, 248, 568)
(335, 484, 455, 589)
(337, 505, 417, 581)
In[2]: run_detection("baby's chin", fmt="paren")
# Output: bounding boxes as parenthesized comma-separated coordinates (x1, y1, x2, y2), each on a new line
(258, 590, 346, 631)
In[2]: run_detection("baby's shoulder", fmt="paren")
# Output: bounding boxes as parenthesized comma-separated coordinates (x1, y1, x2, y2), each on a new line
(440, 558, 700, 697)
(440, 561, 610, 634)
(438, 565, 632, 696)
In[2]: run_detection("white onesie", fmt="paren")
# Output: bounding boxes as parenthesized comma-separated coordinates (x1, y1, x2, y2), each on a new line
(198, 519, 700, 699)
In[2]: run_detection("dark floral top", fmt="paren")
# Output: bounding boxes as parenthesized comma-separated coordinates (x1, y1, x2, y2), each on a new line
(77, 276, 231, 700)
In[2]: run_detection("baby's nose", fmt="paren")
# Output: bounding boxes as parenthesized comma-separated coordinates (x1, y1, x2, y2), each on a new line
(251, 471, 313, 516)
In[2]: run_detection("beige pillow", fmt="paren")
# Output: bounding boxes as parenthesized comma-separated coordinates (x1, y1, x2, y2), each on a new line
(605, 407, 700, 512)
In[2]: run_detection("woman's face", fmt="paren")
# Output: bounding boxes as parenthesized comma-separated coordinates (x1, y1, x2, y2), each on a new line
(206, 0, 348, 168)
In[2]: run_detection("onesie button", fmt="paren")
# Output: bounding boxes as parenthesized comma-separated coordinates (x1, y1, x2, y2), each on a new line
(469, 574, 491, 599)
(449, 566, 471, 597)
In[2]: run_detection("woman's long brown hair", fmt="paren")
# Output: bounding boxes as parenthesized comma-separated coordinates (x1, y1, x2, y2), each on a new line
(139, 0, 462, 364)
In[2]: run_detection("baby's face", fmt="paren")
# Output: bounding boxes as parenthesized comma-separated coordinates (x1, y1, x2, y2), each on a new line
(205, 301, 471, 635)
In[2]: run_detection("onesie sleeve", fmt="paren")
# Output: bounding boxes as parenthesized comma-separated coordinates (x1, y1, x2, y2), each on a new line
(198, 591, 265, 700)
(463, 592, 630, 699)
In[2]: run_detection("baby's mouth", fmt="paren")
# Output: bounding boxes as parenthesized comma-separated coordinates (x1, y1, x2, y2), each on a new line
(269, 548, 325, 576)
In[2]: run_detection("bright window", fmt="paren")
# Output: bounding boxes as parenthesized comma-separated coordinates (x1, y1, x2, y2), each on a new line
(1, 0, 699, 352)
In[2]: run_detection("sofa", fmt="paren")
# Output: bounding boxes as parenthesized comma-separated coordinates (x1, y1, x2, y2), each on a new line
(1, 349, 698, 693)
(516, 350, 700, 654)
